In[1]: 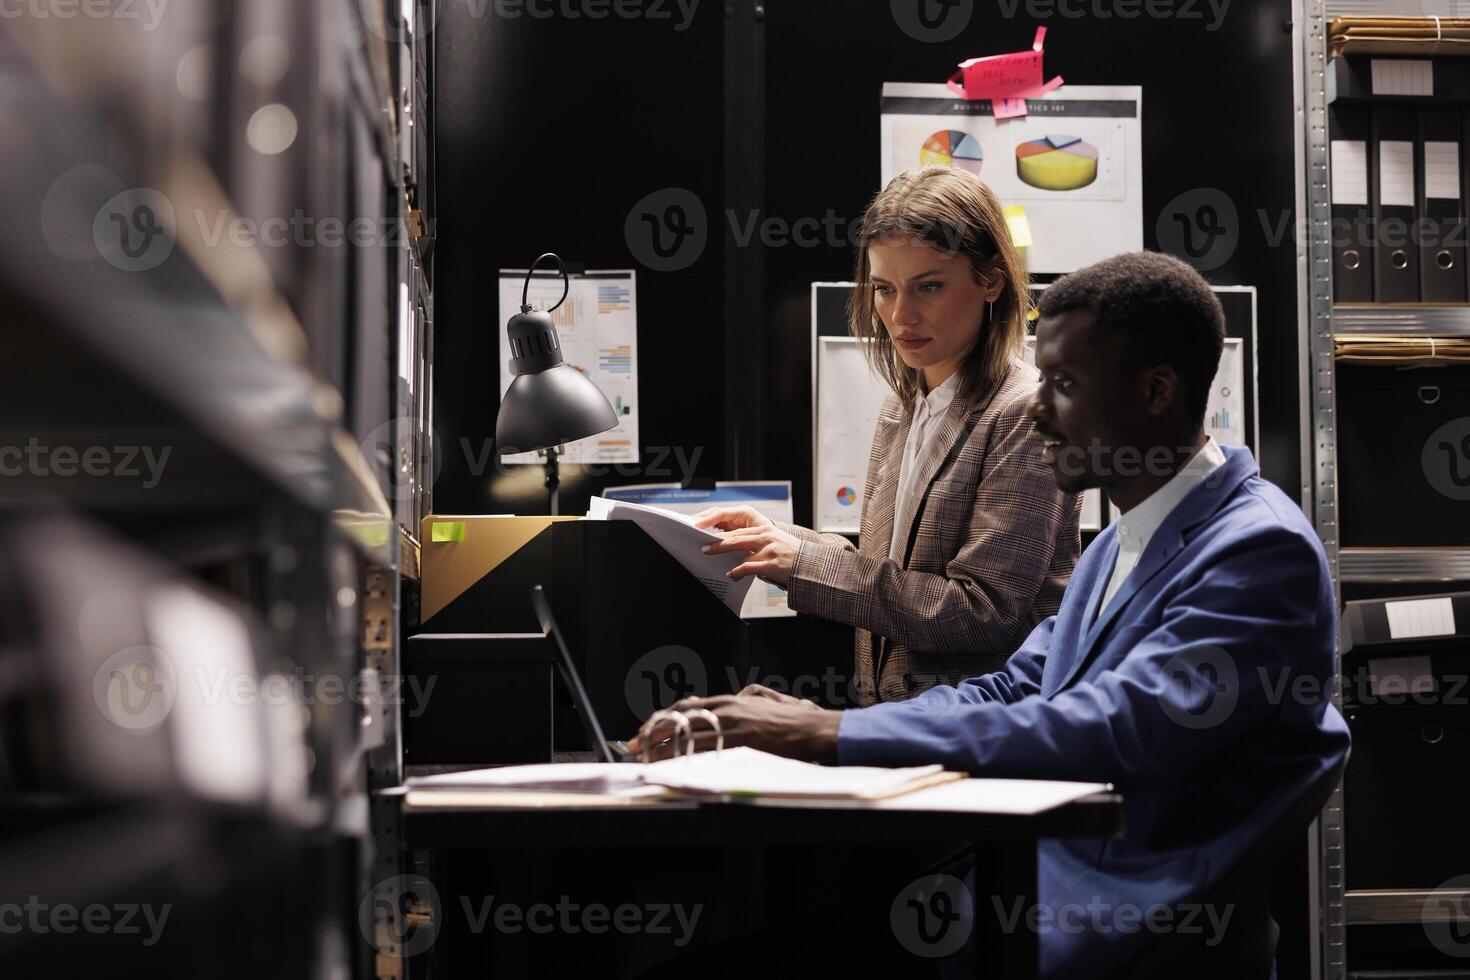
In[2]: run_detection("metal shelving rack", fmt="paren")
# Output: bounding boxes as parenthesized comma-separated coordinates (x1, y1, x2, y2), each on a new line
(0, 0, 432, 975)
(1301, 3, 1470, 976)
(1296, 5, 1347, 976)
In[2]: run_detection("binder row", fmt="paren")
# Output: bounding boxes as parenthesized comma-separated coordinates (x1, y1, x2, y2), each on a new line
(1330, 103, 1470, 303)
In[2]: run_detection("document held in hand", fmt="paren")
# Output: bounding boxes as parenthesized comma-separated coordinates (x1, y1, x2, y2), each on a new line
(586, 495, 755, 615)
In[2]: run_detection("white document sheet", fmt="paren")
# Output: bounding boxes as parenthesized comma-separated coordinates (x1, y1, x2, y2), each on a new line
(603, 483, 797, 619)
(874, 777, 1112, 815)
(587, 496, 755, 615)
(641, 746, 951, 800)
(406, 763, 646, 793)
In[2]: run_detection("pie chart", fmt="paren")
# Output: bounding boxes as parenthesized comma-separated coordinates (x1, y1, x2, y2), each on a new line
(835, 486, 857, 506)
(920, 130, 984, 175)
(1015, 134, 1099, 190)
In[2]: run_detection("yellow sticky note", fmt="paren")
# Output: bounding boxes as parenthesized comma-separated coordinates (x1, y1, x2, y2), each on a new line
(431, 521, 467, 543)
(1004, 205, 1033, 249)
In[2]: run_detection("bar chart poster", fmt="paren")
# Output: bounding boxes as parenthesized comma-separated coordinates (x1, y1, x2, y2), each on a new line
(497, 270, 639, 464)
(1206, 338, 1246, 449)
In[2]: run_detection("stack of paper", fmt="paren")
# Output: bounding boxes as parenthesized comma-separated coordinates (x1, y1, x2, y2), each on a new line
(1330, 17, 1470, 57)
(405, 748, 961, 803)
(586, 496, 755, 615)
(408, 763, 647, 794)
(641, 747, 959, 801)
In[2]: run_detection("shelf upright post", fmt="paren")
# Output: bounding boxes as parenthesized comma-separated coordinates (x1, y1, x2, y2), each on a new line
(1298, 1, 1347, 978)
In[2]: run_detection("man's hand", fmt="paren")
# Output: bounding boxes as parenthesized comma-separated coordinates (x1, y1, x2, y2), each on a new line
(628, 694, 842, 763)
(736, 682, 823, 709)
(703, 525, 802, 586)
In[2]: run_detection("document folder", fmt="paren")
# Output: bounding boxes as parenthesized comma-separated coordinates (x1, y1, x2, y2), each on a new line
(1418, 107, 1468, 302)
(1371, 105, 1421, 302)
(1331, 101, 1375, 303)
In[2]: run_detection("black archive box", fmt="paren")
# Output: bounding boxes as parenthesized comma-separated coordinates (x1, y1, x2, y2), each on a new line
(1336, 362, 1470, 547)
(1342, 592, 1470, 891)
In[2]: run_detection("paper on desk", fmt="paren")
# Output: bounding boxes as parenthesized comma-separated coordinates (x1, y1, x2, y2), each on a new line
(877, 777, 1111, 815)
(586, 496, 755, 615)
(642, 746, 958, 800)
(406, 762, 647, 794)
(404, 785, 672, 809)
(745, 777, 1110, 814)
(407, 748, 959, 803)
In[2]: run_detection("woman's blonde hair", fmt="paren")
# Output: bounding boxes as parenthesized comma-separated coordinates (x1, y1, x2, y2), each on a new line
(848, 166, 1029, 402)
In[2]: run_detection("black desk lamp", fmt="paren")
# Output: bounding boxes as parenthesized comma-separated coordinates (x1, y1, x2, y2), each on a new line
(495, 253, 617, 515)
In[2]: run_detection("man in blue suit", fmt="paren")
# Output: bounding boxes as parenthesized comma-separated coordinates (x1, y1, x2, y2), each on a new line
(631, 251, 1350, 977)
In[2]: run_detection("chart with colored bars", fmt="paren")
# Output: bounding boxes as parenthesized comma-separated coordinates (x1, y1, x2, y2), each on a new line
(497, 270, 640, 464)
(599, 345, 632, 376)
(597, 282, 631, 314)
(1015, 134, 1099, 190)
(1205, 339, 1246, 448)
(920, 129, 983, 175)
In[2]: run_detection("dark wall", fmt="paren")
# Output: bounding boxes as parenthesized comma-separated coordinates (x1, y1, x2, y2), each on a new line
(433, 0, 729, 515)
(760, 1, 1303, 527)
(436, 0, 1303, 522)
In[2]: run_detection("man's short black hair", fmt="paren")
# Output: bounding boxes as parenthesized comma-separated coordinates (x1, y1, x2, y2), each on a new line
(1037, 251, 1226, 426)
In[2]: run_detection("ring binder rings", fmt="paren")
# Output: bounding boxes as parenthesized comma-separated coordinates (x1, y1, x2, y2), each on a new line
(637, 708, 724, 762)
(677, 708, 725, 753)
(639, 709, 694, 761)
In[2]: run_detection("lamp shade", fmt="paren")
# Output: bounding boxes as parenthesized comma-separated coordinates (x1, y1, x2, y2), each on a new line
(495, 307, 617, 455)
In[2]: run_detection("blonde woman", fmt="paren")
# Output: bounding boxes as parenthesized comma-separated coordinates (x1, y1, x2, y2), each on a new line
(701, 166, 1080, 705)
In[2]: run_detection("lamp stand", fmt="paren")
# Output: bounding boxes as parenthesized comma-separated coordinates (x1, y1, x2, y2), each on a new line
(543, 446, 560, 517)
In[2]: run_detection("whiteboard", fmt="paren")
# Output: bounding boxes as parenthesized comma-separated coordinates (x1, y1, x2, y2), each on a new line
(814, 331, 1105, 534)
(815, 337, 889, 534)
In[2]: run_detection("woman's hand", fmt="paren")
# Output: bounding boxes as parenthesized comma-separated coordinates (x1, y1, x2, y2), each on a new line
(692, 505, 774, 532)
(704, 525, 801, 587)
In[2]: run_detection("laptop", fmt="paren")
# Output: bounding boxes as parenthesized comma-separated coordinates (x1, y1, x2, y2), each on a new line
(529, 585, 634, 764)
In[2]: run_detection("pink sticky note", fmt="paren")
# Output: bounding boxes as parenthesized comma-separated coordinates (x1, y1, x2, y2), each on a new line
(947, 26, 1063, 102)
(993, 97, 1028, 119)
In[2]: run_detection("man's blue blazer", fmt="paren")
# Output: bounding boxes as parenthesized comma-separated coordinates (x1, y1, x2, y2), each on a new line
(838, 446, 1351, 976)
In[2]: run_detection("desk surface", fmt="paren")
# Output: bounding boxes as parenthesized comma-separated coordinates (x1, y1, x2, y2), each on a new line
(399, 790, 1123, 848)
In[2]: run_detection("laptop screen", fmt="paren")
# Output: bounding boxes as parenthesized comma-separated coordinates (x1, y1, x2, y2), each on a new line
(529, 585, 615, 764)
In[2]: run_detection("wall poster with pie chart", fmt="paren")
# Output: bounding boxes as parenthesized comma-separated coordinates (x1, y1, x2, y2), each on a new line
(881, 84, 1142, 273)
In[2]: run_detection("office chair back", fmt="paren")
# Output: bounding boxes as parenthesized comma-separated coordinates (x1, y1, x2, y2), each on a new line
(1111, 754, 1348, 979)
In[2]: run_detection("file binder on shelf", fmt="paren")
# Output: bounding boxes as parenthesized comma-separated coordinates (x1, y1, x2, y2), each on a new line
(1418, 107, 1468, 302)
(1371, 105, 1421, 302)
(1331, 101, 1375, 303)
